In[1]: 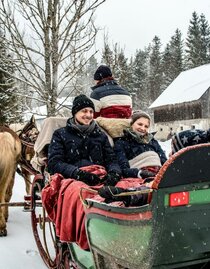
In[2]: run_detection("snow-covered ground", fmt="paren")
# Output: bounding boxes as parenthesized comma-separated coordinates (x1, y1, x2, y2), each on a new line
(0, 174, 47, 269)
(0, 140, 171, 269)
(159, 139, 171, 159)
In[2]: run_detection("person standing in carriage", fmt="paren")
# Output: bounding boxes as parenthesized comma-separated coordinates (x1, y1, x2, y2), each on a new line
(90, 65, 133, 119)
(44, 94, 123, 250)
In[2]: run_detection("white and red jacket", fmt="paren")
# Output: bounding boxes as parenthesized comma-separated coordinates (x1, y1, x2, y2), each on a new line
(90, 78, 132, 119)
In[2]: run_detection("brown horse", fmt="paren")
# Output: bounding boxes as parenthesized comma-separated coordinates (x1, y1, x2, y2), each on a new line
(14, 116, 39, 195)
(0, 126, 21, 236)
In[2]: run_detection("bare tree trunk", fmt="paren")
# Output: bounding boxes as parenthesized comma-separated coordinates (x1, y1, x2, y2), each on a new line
(0, 0, 105, 116)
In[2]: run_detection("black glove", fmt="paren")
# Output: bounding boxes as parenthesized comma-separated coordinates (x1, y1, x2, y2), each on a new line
(74, 170, 100, 186)
(98, 186, 130, 204)
(138, 169, 156, 179)
(102, 171, 121, 186)
(98, 186, 149, 207)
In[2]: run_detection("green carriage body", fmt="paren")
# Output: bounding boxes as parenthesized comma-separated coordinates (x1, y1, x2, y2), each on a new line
(68, 144, 210, 269)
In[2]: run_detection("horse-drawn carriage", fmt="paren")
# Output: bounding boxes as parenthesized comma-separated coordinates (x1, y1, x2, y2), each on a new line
(29, 117, 210, 269)
(1, 117, 210, 269)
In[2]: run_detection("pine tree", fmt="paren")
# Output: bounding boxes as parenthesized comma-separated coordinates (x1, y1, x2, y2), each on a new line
(199, 13, 210, 63)
(185, 11, 203, 68)
(148, 36, 163, 102)
(87, 55, 98, 81)
(0, 32, 22, 124)
(85, 55, 98, 95)
(162, 44, 172, 87)
(101, 42, 131, 91)
(101, 43, 114, 67)
(131, 48, 150, 111)
(114, 47, 130, 89)
(162, 29, 184, 89)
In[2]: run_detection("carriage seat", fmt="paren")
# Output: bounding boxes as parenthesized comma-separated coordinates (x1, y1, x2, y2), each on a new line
(152, 143, 210, 189)
(96, 117, 130, 138)
(31, 117, 68, 172)
(34, 117, 68, 154)
(96, 117, 131, 147)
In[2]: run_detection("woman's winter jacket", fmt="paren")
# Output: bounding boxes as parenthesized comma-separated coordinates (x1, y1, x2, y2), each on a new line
(114, 129, 167, 178)
(90, 79, 132, 119)
(48, 118, 121, 179)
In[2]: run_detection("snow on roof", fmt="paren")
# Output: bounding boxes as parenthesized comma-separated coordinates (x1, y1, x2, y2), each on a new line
(149, 63, 210, 109)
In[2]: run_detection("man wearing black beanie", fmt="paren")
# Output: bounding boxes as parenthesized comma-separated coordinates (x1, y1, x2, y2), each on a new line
(71, 94, 95, 118)
(90, 65, 132, 119)
(47, 94, 122, 250)
(48, 94, 121, 186)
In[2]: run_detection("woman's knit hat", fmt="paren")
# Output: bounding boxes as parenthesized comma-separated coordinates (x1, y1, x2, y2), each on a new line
(131, 111, 151, 125)
(171, 129, 210, 153)
(94, 65, 112, 80)
(72, 94, 95, 117)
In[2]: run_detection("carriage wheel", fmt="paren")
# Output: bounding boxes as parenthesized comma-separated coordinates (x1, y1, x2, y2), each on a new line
(31, 175, 71, 269)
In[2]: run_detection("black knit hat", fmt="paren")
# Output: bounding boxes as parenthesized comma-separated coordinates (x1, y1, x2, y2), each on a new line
(172, 129, 210, 153)
(72, 94, 95, 117)
(94, 65, 112, 80)
(131, 111, 151, 125)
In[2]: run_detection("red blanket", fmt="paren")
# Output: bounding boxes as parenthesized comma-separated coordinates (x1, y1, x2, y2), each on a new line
(41, 165, 145, 250)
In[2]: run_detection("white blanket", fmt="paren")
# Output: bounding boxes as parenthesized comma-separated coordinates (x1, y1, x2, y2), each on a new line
(129, 151, 161, 169)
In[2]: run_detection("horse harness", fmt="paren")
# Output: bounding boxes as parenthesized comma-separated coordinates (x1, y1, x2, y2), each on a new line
(18, 124, 39, 176)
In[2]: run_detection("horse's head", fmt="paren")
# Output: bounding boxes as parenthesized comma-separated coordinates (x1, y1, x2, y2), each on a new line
(19, 115, 39, 144)
(18, 115, 39, 174)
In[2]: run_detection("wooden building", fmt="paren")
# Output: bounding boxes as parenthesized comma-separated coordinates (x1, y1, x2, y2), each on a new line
(149, 64, 210, 140)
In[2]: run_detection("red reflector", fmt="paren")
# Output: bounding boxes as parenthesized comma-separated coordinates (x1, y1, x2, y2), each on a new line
(169, 192, 189, 207)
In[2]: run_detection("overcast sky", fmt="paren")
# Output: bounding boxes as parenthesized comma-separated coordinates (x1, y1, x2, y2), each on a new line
(94, 0, 210, 58)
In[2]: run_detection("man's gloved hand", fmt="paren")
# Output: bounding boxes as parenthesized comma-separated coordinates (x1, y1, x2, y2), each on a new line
(75, 170, 101, 186)
(102, 171, 121, 186)
(138, 169, 156, 179)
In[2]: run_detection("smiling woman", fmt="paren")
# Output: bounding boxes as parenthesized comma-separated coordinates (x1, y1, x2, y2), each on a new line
(114, 110, 167, 179)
